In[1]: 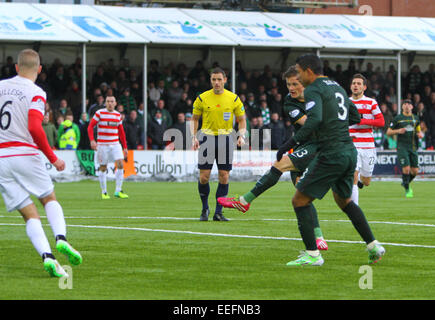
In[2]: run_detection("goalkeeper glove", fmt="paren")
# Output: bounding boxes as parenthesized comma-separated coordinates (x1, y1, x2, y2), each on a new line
(276, 137, 297, 161)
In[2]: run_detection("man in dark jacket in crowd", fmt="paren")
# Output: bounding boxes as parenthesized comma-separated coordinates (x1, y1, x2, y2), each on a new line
(170, 112, 188, 150)
(124, 110, 141, 150)
(269, 112, 286, 149)
(148, 110, 168, 150)
(78, 112, 91, 150)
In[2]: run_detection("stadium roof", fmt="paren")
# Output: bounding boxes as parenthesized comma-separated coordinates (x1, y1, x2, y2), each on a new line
(181, 9, 321, 48)
(0, 3, 87, 43)
(345, 15, 435, 52)
(33, 4, 147, 44)
(0, 3, 434, 52)
(265, 13, 403, 51)
(95, 6, 235, 46)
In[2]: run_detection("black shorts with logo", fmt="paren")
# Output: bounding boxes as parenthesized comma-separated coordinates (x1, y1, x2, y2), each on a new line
(198, 134, 234, 171)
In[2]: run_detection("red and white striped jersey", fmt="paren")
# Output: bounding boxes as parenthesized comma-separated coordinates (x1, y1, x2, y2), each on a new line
(92, 108, 123, 145)
(0, 76, 46, 158)
(349, 95, 381, 149)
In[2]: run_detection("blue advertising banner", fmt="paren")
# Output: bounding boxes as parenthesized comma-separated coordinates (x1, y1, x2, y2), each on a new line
(374, 151, 435, 175)
(0, 3, 86, 42)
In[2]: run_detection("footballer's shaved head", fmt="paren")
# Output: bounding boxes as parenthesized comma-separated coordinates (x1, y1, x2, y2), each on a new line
(17, 49, 40, 71)
(16, 49, 42, 82)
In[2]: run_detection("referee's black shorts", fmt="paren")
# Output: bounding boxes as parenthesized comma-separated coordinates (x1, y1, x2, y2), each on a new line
(198, 134, 234, 171)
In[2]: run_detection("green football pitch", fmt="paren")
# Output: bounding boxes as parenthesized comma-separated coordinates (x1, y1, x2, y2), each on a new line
(0, 179, 434, 300)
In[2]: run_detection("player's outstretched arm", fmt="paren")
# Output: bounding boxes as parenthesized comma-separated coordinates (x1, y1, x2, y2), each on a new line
(52, 158, 65, 171)
(118, 124, 128, 159)
(87, 118, 98, 150)
(276, 137, 297, 161)
(28, 109, 58, 164)
(190, 114, 201, 150)
(237, 115, 247, 147)
(386, 127, 405, 136)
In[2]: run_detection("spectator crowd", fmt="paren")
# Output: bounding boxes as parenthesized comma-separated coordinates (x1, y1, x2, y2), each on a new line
(1, 55, 435, 151)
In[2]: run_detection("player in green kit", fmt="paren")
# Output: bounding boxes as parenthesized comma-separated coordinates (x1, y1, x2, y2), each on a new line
(386, 99, 423, 198)
(218, 65, 328, 250)
(278, 54, 385, 266)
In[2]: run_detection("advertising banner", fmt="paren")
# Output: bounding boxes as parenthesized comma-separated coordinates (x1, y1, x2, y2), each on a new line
(100, 150, 275, 180)
(43, 150, 435, 182)
(182, 9, 320, 48)
(0, 3, 86, 42)
(374, 150, 435, 175)
(346, 15, 435, 52)
(43, 150, 85, 181)
(266, 13, 402, 50)
(97, 6, 235, 46)
(34, 3, 146, 43)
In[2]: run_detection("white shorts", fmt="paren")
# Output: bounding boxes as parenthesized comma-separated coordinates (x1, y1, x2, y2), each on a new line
(96, 144, 124, 166)
(0, 154, 54, 212)
(356, 148, 377, 177)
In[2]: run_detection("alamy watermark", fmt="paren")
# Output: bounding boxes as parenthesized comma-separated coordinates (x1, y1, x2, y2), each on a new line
(358, 265, 373, 290)
(58, 265, 73, 290)
(162, 125, 272, 165)
(358, 4, 373, 16)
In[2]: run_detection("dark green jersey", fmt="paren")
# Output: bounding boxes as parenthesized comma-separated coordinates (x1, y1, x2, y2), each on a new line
(293, 77, 360, 153)
(390, 113, 420, 151)
(283, 94, 305, 132)
(283, 94, 318, 148)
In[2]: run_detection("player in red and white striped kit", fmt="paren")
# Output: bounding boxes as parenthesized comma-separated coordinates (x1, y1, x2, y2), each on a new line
(87, 95, 128, 199)
(0, 49, 82, 278)
(349, 74, 385, 205)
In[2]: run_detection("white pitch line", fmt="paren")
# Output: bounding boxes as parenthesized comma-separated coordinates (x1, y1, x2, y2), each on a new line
(1, 215, 434, 228)
(1, 222, 435, 249)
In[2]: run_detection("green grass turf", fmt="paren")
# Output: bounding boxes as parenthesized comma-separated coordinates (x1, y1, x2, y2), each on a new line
(0, 179, 434, 300)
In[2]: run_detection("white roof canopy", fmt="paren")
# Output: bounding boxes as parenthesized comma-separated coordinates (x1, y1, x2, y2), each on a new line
(266, 13, 402, 51)
(34, 4, 147, 43)
(97, 6, 235, 46)
(0, 3, 86, 43)
(183, 9, 321, 48)
(0, 4, 433, 54)
(346, 15, 435, 52)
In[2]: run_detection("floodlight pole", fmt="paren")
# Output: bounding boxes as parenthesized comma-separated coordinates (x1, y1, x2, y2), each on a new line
(231, 46, 236, 92)
(143, 44, 148, 150)
(397, 51, 402, 114)
(82, 43, 87, 114)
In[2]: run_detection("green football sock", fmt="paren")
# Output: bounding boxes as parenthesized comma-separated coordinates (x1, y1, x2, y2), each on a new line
(242, 166, 282, 203)
(294, 205, 317, 251)
(409, 173, 416, 183)
(310, 204, 324, 238)
(343, 201, 375, 245)
(402, 174, 410, 190)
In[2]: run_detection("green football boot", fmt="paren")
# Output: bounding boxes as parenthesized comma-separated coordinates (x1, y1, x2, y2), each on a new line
(56, 240, 83, 266)
(102, 192, 110, 200)
(286, 251, 324, 266)
(405, 187, 413, 198)
(368, 243, 386, 264)
(43, 257, 69, 278)
(114, 191, 129, 199)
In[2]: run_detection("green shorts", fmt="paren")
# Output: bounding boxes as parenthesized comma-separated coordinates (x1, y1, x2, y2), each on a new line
(296, 147, 357, 200)
(288, 143, 318, 186)
(397, 148, 419, 168)
(288, 142, 318, 172)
